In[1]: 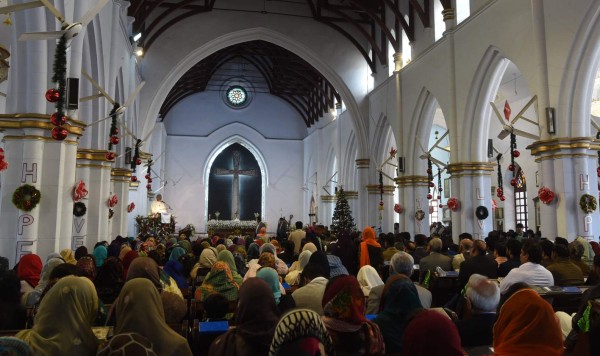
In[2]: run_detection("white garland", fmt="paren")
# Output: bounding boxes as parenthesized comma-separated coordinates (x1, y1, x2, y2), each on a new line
(207, 219, 258, 230)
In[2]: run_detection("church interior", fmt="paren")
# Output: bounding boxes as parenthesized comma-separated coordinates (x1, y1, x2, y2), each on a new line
(1, 0, 600, 354)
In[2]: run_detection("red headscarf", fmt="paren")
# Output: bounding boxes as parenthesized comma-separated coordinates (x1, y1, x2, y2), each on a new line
(17, 254, 43, 287)
(359, 227, 380, 268)
(402, 309, 464, 356)
(493, 288, 563, 355)
(122, 250, 139, 279)
(590, 241, 600, 256)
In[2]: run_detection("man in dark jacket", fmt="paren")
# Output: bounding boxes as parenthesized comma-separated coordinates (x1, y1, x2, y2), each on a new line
(457, 240, 498, 290)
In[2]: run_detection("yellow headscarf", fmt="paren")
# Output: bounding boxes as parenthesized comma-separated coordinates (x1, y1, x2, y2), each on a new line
(16, 276, 99, 355)
(60, 248, 77, 265)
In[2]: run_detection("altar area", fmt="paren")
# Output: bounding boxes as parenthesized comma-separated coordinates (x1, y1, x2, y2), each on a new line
(206, 219, 258, 237)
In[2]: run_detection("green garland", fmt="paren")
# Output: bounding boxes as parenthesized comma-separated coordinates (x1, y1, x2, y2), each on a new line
(73, 202, 87, 217)
(108, 103, 119, 150)
(580, 194, 597, 214)
(12, 184, 41, 211)
(51, 34, 67, 120)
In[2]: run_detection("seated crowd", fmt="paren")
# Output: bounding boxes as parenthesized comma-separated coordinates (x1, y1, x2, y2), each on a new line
(1, 222, 600, 355)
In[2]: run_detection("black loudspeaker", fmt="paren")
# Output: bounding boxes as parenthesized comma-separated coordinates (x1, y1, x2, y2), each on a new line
(66, 77, 79, 110)
(397, 156, 405, 173)
(487, 139, 494, 158)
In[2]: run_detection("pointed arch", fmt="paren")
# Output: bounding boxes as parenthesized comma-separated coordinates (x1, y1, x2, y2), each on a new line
(407, 88, 444, 173)
(203, 135, 268, 220)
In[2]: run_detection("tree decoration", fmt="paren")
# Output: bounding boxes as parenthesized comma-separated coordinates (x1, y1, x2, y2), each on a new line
(107, 103, 119, 151)
(378, 171, 384, 211)
(475, 206, 489, 220)
(426, 158, 434, 200)
(146, 158, 153, 193)
(105, 151, 116, 161)
(127, 202, 135, 213)
(12, 184, 41, 211)
(596, 131, 600, 177)
(107, 195, 118, 208)
(580, 194, 597, 214)
(496, 154, 505, 201)
(130, 139, 142, 174)
(0, 148, 8, 172)
(73, 180, 88, 202)
(330, 188, 356, 235)
(394, 203, 402, 214)
(538, 186, 556, 205)
(73, 202, 87, 217)
(492, 199, 498, 211)
(48, 34, 68, 141)
(510, 132, 517, 179)
(415, 209, 425, 221)
(447, 197, 460, 211)
(108, 209, 114, 219)
(131, 176, 137, 182)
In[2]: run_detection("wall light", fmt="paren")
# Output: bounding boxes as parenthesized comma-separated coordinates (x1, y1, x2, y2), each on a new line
(133, 33, 142, 42)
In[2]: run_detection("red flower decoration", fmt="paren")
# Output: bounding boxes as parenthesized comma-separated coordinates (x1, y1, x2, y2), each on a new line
(447, 197, 460, 212)
(394, 203, 402, 214)
(108, 195, 118, 208)
(538, 186, 555, 205)
(127, 202, 135, 213)
(73, 180, 88, 202)
(0, 148, 8, 172)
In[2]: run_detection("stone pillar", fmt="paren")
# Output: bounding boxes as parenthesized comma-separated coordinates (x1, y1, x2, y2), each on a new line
(355, 159, 370, 229)
(0, 114, 85, 266)
(393, 53, 404, 73)
(442, 5, 457, 31)
(110, 168, 132, 238)
(320, 195, 336, 228)
(345, 190, 359, 228)
(446, 162, 495, 241)
(74, 149, 114, 249)
(527, 137, 600, 241)
(394, 176, 430, 236)
(366, 184, 395, 232)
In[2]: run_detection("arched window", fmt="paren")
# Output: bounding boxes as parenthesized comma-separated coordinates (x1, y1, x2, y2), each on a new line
(514, 167, 528, 229)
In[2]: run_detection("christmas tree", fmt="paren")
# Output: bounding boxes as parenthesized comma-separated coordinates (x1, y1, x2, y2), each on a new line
(330, 188, 356, 235)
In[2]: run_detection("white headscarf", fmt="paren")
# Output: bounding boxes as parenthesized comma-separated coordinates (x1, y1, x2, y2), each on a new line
(357, 265, 384, 296)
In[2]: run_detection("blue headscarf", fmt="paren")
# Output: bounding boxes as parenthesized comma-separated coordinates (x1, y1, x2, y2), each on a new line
(92, 245, 108, 267)
(256, 267, 281, 304)
(169, 246, 186, 262)
(163, 260, 188, 290)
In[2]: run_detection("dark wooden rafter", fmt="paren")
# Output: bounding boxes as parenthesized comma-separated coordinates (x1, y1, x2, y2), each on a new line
(128, 1, 433, 73)
(159, 41, 339, 127)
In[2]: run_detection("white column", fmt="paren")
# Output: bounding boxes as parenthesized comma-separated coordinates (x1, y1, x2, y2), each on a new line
(395, 176, 430, 237)
(111, 168, 132, 238)
(447, 163, 495, 241)
(355, 159, 370, 228)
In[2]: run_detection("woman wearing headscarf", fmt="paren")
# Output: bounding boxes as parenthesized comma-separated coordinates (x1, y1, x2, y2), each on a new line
(321, 275, 385, 355)
(169, 246, 186, 263)
(402, 309, 465, 356)
(247, 243, 260, 260)
(76, 255, 98, 281)
(245, 243, 288, 280)
(196, 261, 240, 302)
(233, 246, 248, 276)
(493, 288, 563, 355)
(163, 260, 189, 292)
(0, 337, 32, 356)
(74, 246, 88, 261)
(257, 226, 269, 244)
(191, 246, 218, 280)
(115, 279, 192, 356)
(216, 250, 243, 285)
(269, 309, 335, 356)
(285, 250, 312, 286)
(278, 240, 296, 266)
(17, 254, 42, 294)
(257, 267, 295, 315)
(127, 257, 183, 299)
(302, 242, 318, 253)
(60, 248, 77, 265)
(121, 250, 139, 279)
(357, 265, 384, 297)
(307, 251, 331, 279)
(24, 256, 63, 307)
(16, 276, 99, 355)
(98, 333, 157, 355)
(329, 230, 359, 275)
(359, 227, 383, 269)
(118, 244, 132, 261)
(93, 245, 108, 268)
(209, 278, 280, 356)
(95, 256, 124, 304)
(373, 274, 423, 354)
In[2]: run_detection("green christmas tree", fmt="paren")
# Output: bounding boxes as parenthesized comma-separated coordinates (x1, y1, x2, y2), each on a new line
(330, 188, 356, 235)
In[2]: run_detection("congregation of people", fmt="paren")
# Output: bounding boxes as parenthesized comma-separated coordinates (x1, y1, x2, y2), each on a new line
(1, 221, 600, 355)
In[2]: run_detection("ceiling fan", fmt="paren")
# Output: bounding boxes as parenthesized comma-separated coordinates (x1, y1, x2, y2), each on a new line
(417, 130, 449, 169)
(490, 95, 540, 140)
(1, 0, 110, 43)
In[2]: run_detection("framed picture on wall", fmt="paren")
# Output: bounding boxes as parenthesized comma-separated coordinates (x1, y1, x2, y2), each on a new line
(444, 178, 450, 198)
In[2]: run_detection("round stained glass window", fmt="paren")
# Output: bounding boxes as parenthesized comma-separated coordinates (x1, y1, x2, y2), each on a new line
(226, 86, 248, 107)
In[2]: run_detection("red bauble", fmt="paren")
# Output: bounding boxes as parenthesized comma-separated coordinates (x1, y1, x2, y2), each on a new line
(114, 128, 119, 135)
(439, 204, 443, 208)
(500, 196, 506, 201)
(110, 136, 119, 145)
(146, 184, 152, 190)
(496, 187, 503, 193)
(131, 176, 137, 182)
(145, 174, 151, 179)
(438, 187, 443, 192)
(437, 196, 441, 200)
(379, 201, 384, 206)
(497, 191, 503, 197)
(427, 193, 433, 200)
(427, 168, 432, 174)
(45, 88, 60, 102)
(105, 152, 116, 160)
(429, 182, 434, 188)
(513, 150, 520, 158)
(50, 112, 67, 126)
(147, 178, 152, 183)
(510, 179, 517, 186)
(597, 167, 600, 177)
(508, 164, 515, 171)
(51, 126, 68, 141)
(136, 158, 142, 165)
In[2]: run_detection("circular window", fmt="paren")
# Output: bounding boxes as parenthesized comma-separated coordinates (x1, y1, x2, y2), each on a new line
(226, 86, 248, 107)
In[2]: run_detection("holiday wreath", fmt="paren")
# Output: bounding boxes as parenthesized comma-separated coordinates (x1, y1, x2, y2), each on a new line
(475, 206, 489, 220)
(580, 194, 597, 214)
(73, 202, 87, 217)
(12, 184, 41, 211)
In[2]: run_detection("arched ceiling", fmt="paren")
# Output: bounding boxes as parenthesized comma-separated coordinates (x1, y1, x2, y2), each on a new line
(159, 40, 340, 127)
